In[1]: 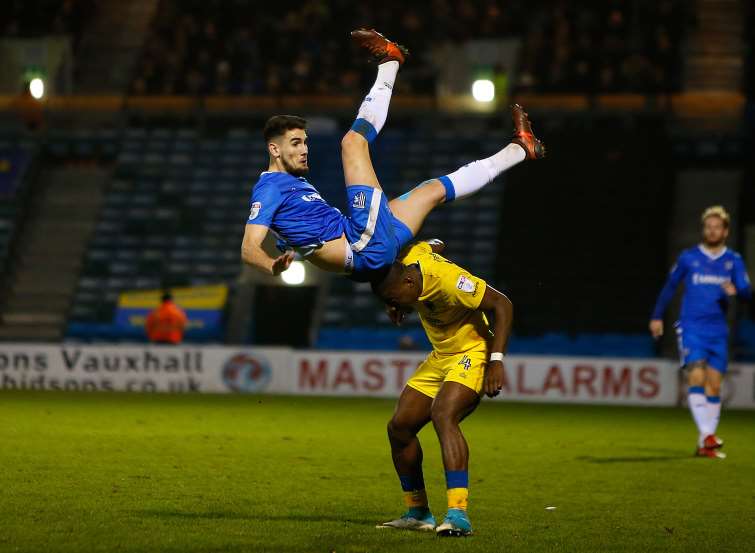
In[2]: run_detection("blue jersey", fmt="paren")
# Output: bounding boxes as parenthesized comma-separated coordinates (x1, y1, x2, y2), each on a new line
(247, 171, 346, 251)
(652, 245, 752, 336)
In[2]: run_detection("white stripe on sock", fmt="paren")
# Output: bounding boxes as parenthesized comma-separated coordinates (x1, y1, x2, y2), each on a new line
(355, 61, 399, 136)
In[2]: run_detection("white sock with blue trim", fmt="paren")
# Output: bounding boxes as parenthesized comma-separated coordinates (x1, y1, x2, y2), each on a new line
(688, 386, 708, 446)
(439, 143, 526, 202)
(706, 395, 721, 436)
(351, 61, 399, 143)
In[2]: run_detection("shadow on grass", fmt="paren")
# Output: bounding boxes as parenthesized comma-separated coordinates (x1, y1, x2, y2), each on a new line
(576, 452, 693, 464)
(134, 508, 377, 526)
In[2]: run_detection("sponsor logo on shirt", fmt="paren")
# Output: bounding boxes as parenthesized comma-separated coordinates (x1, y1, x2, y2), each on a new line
(301, 193, 323, 202)
(352, 191, 367, 209)
(691, 273, 727, 285)
(249, 202, 261, 220)
(456, 274, 477, 294)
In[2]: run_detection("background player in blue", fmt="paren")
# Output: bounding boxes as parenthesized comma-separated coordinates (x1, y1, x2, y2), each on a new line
(240, 29, 545, 282)
(649, 206, 752, 459)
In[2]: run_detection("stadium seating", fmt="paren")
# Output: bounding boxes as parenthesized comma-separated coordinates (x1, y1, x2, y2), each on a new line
(0, 137, 35, 281)
(64, 127, 253, 338)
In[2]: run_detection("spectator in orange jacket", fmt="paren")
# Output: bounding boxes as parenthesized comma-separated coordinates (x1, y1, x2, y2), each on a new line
(145, 292, 188, 344)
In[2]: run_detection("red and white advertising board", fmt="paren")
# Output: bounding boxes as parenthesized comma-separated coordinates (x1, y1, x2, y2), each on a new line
(1, 344, 754, 408)
(291, 352, 676, 406)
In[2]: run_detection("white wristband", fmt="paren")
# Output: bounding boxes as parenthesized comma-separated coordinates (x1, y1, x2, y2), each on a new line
(489, 352, 504, 362)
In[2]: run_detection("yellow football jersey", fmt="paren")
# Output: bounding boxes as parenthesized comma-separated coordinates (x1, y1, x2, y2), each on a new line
(400, 242, 491, 356)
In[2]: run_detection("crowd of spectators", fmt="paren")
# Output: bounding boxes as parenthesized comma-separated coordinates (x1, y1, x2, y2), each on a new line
(1, 0, 95, 51)
(130, 0, 691, 97)
(129, 0, 691, 97)
(517, 0, 692, 94)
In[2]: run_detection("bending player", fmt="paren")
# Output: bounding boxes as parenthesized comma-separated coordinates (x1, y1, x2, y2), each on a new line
(371, 239, 512, 536)
(241, 29, 545, 282)
(650, 206, 751, 459)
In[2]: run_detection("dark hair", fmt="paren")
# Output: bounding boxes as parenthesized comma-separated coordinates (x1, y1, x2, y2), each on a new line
(369, 262, 404, 300)
(161, 292, 173, 302)
(263, 115, 307, 142)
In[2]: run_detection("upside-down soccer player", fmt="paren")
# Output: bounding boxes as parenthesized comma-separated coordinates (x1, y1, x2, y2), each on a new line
(650, 206, 751, 459)
(241, 29, 545, 282)
(371, 239, 512, 536)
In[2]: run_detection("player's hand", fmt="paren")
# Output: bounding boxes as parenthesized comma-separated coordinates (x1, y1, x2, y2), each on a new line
(483, 360, 504, 398)
(722, 280, 737, 296)
(272, 251, 295, 276)
(649, 319, 663, 339)
(386, 305, 406, 326)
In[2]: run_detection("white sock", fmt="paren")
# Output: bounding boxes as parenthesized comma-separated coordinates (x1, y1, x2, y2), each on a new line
(688, 390, 709, 446)
(706, 396, 721, 436)
(442, 143, 526, 202)
(481, 143, 527, 179)
(353, 61, 399, 140)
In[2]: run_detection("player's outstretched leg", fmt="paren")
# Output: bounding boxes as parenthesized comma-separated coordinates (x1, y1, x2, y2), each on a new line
(388, 104, 546, 236)
(431, 382, 480, 537)
(342, 29, 408, 189)
(378, 386, 436, 531)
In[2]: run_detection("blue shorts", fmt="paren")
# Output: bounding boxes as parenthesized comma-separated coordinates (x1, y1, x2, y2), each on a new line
(344, 185, 414, 282)
(675, 324, 728, 373)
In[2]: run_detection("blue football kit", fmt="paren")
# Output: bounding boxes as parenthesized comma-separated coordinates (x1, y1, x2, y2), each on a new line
(652, 245, 752, 372)
(246, 171, 413, 281)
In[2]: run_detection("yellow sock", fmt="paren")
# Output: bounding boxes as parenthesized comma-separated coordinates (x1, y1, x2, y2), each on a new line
(403, 489, 428, 509)
(447, 487, 468, 511)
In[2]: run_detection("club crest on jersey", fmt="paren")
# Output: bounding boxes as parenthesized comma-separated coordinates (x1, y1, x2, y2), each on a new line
(352, 191, 367, 209)
(725, 261, 733, 270)
(458, 355, 471, 371)
(456, 275, 477, 294)
(249, 202, 261, 220)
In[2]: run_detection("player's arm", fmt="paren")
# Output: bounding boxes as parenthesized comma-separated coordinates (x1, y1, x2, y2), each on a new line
(477, 285, 513, 398)
(241, 223, 294, 276)
(649, 255, 688, 338)
(425, 238, 445, 254)
(724, 256, 752, 300)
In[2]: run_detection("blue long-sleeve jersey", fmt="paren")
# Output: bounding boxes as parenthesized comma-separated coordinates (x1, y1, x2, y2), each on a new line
(247, 171, 346, 252)
(652, 245, 752, 336)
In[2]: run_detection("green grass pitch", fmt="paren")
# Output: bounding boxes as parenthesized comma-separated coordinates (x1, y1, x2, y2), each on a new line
(1, 391, 753, 552)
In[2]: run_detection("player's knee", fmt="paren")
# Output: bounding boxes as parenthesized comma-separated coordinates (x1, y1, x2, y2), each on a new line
(430, 403, 457, 429)
(387, 417, 411, 443)
(388, 417, 407, 437)
(686, 361, 706, 385)
(706, 380, 722, 395)
(341, 130, 368, 153)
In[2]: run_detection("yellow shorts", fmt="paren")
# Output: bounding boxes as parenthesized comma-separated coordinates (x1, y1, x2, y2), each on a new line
(406, 349, 487, 399)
